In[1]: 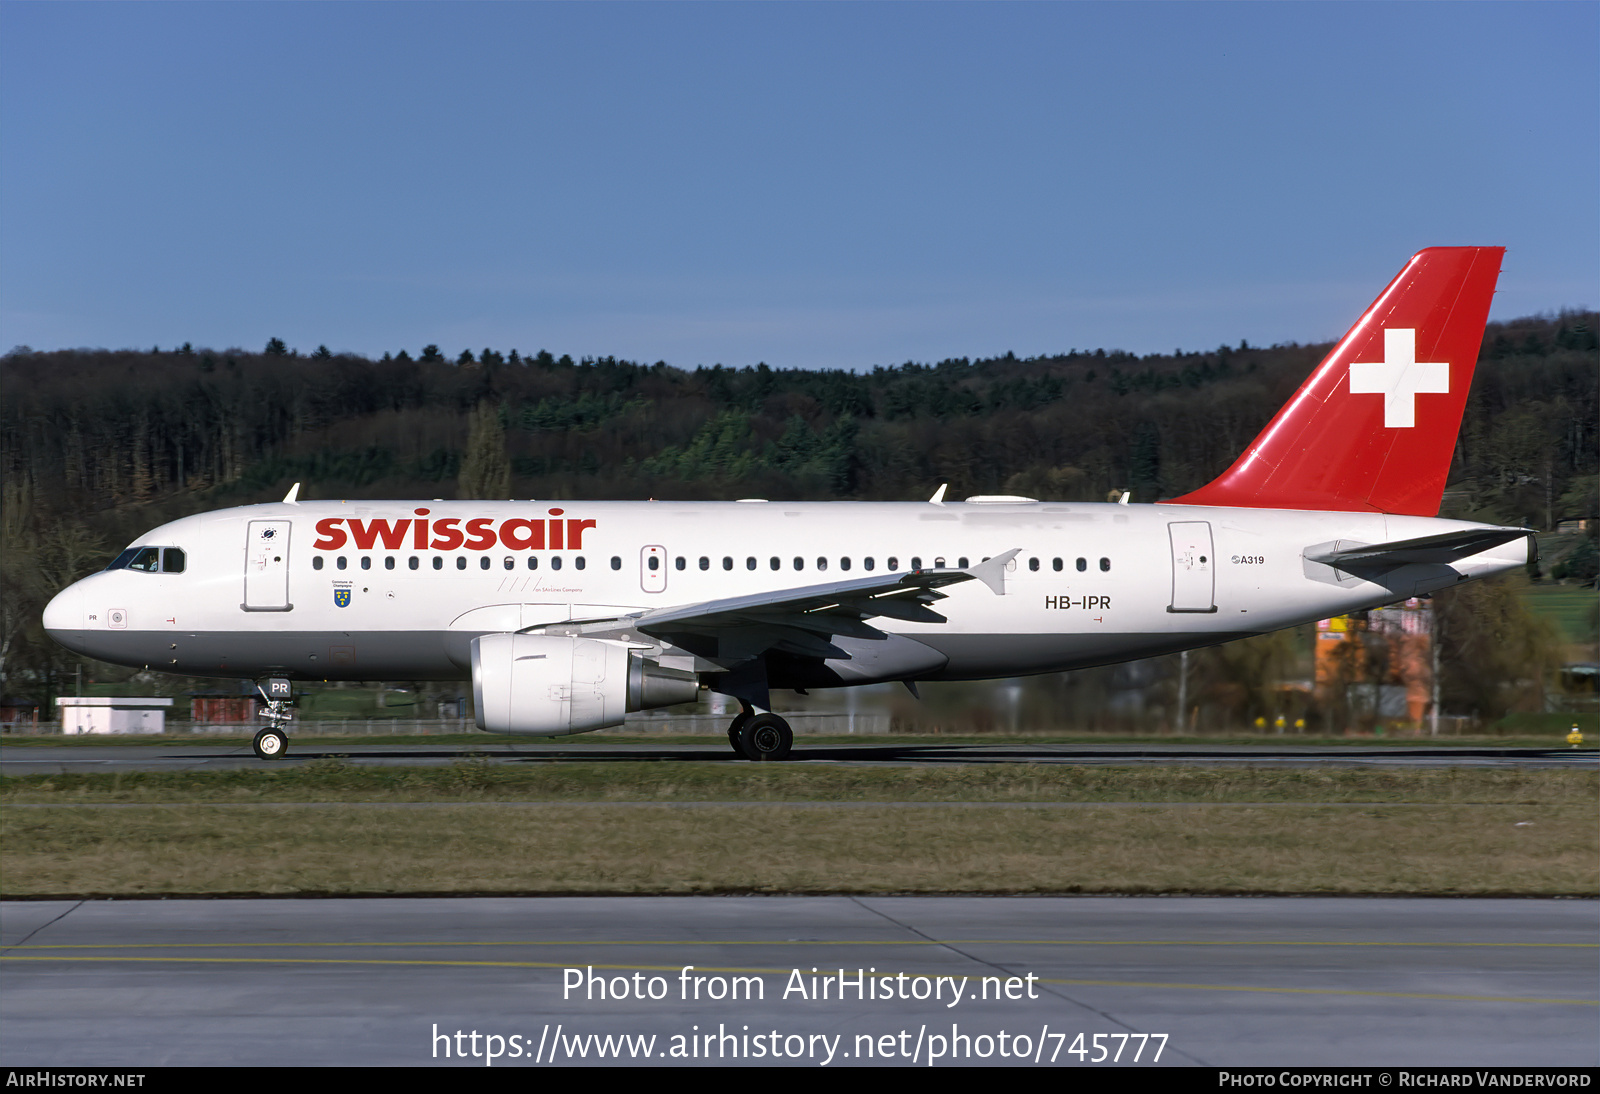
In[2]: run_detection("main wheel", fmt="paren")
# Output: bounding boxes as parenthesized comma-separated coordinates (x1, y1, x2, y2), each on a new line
(253, 727, 288, 760)
(726, 711, 751, 755)
(737, 713, 793, 761)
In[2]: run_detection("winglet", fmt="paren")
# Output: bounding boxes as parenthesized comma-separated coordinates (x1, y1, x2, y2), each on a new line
(966, 549, 1021, 595)
(282, 482, 301, 504)
(929, 484, 948, 505)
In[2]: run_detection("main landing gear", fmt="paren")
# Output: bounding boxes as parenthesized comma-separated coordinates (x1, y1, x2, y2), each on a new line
(727, 708, 793, 761)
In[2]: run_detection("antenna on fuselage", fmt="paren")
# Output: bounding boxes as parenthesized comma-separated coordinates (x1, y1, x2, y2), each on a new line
(928, 483, 947, 505)
(282, 482, 301, 504)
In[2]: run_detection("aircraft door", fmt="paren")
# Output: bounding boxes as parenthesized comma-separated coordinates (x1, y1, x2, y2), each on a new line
(244, 520, 293, 611)
(640, 545, 668, 594)
(1167, 521, 1216, 613)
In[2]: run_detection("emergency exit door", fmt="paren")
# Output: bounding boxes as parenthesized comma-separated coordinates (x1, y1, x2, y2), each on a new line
(244, 520, 293, 611)
(640, 545, 668, 594)
(1167, 521, 1216, 613)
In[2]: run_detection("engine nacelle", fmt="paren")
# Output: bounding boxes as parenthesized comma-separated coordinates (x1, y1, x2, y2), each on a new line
(470, 633, 699, 735)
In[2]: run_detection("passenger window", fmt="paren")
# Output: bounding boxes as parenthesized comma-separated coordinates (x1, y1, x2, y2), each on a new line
(1076, 557, 1087, 572)
(433, 557, 443, 570)
(745, 557, 756, 571)
(337, 556, 348, 570)
(816, 557, 827, 571)
(313, 556, 324, 571)
(958, 557, 968, 569)
(456, 557, 466, 570)
(934, 557, 946, 569)
(128, 547, 161, 573)
(675, 557, 686, 571)
(911, 557, 922, 570)
(552, 556, 563, 570)
(794, 557, 804, 570)
(385, 557, 395, 570)
(409, 557, 419, 570)
(611, 556, 622, 570)
(1053, 558, 1063, 571)
(527, 556, 538, 570)
(648, 556, 660, 571)
(361, 557, 371, 570)
(480, 557, 490, 570)
(162, 548, 186, 573)
(887, 556, 898, 570)
(575, 556, 585, 570)
(699, 556, 710, 571)
(840, 557, 851, 571)
(503, 557, 514, 570)
(722, 557, 732, 571)
(1029, 557, 1039, 572)
(1100, 557, 1111, 572)
(864, 557, 875, 571)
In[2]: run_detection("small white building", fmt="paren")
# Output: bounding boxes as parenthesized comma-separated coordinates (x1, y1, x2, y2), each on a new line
(57, 697, 174, 735)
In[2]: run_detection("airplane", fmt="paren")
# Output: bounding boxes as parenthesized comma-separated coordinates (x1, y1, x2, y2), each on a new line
(43, 246, 1533, 761)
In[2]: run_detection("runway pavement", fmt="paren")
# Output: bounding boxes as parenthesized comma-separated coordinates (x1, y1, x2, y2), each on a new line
(1, 896, 1594, 1067)
(4, 739, 1595, 773)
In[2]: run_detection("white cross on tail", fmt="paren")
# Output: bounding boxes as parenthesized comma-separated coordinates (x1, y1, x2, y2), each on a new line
(1347, 328, 1449, 428)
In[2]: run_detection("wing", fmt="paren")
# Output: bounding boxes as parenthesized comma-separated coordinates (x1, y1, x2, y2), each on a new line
(525, 550, 1020, 665)
(633, 549, 1020, 663)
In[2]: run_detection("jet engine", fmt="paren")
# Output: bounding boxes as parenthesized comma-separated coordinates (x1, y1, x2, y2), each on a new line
(470, 633, 699, 735)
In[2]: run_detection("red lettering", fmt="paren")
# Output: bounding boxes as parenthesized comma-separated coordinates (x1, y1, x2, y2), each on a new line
(347, 518, 411, 551)
(464, 517, 497, 550)
(412, 509, 430, 549)
(499, 518, 544, 550)
(313, 518, 347, 550)
(430, 518, 464, 550)
(566, 518, 597, 549)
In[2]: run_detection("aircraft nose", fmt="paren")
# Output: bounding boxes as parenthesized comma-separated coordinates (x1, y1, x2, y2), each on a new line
(42, 582, 83, 638)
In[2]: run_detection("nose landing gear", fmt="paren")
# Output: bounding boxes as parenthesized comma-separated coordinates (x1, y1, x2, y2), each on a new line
(253, 678, 294, 760)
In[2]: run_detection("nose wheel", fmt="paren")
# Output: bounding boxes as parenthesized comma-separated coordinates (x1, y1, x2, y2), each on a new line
(253, 726, 288, 760)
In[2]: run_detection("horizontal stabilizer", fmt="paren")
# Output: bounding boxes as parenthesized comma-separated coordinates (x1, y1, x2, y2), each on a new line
(1305, 527, 1531, 570)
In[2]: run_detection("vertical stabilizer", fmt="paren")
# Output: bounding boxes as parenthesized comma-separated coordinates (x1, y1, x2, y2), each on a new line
(1167, 247, 1503, 516)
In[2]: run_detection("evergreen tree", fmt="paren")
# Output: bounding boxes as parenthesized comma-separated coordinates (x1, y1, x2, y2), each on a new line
(264, 337, 287, 356)
(458, 400, 511, 500)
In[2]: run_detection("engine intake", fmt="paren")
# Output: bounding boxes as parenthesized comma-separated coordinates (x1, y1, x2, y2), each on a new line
(471, 633, 698, 735)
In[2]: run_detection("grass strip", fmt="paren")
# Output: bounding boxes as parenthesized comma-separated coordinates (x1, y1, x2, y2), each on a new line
(3, 764, 1595, 805)
(3, 802, 1592, 897)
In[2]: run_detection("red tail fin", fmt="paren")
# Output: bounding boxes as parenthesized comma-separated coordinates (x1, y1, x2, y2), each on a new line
(1167, 246, 1504, 516)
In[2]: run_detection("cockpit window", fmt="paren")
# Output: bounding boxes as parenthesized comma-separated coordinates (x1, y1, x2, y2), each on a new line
(105, 546, 185, 573)
(126, 547, 162, 573)
(105, 548, 141, 571)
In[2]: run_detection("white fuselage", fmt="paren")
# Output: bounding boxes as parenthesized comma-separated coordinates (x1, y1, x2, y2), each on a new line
(43, 497, 1527, 687)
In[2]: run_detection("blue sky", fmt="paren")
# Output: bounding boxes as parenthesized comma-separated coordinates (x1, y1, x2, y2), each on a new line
(2, 2, 1595, 369)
